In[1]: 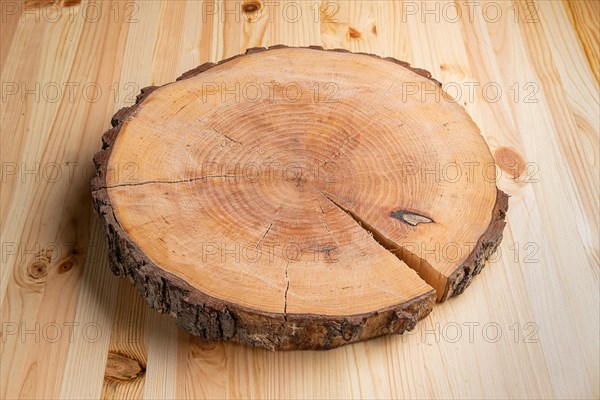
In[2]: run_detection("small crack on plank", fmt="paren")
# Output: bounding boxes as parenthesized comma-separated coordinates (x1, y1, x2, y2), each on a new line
(96, 175, 238, 190)
(315, 200, 340, 250)
(212, 128, 243, 145)
(316, 188, 405, 258)
(283, 262, 290, 321)
(314, 189, 441, 297)
(256, 210, 281, 248)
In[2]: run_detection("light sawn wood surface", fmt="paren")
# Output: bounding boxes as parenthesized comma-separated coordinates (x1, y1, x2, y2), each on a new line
(1, 0, 598, 399)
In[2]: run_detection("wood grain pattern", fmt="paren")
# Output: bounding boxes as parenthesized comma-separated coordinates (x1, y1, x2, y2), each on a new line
(1, 0, 598, 398)
(565, 0, 599, 84)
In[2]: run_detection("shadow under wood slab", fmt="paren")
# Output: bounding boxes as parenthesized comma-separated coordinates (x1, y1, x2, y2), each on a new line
(91, 46, 508, 351)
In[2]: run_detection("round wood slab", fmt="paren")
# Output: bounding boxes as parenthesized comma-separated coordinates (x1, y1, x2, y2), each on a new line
(91, 46, 508, 351)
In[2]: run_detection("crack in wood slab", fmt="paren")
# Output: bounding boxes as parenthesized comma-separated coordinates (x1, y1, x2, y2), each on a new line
(316, 189, 427, 276)
(96, 175, 238, 191)
(283, 262, 289, 321)
(256, 210, 281, 248)
(212, 128, 243, 145)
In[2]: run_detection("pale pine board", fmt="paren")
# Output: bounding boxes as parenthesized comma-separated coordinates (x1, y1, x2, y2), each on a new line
(1, 1, 598, 399)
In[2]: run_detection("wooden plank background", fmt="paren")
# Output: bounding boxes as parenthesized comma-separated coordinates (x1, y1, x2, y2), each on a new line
(1, 0, 598, 398)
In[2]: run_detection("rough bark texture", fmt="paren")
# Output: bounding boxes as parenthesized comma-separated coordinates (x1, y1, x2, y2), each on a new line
(91, 45, 507, 351)
(442, 188, 509, 300)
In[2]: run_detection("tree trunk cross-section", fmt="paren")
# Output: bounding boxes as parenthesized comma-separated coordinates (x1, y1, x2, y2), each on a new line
(91, 46, 508, 351)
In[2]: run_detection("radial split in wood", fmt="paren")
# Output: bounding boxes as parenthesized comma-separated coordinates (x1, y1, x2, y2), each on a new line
(91, 46, 508, 351)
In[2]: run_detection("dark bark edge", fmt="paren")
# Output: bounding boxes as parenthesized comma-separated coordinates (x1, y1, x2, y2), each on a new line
(441, 188, 509, 301)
